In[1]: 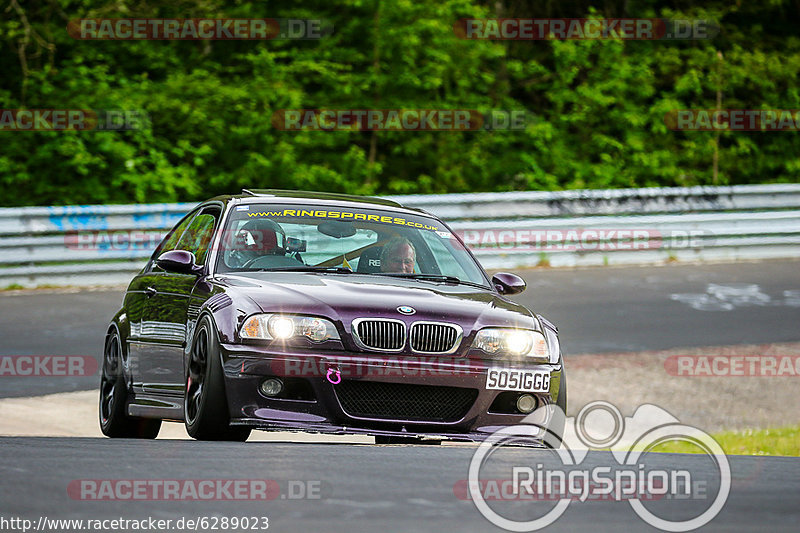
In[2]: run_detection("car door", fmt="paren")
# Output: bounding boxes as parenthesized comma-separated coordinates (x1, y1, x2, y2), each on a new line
(137, 205, 221, 394)
(127, 208, 199, 391)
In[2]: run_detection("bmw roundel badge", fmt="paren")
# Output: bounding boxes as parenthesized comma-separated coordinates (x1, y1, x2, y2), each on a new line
(397, 305, 416, 315)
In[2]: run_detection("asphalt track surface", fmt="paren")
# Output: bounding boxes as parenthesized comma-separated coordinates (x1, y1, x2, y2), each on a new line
(1, 437, 798, 532)
(1, 259, 798, 398)
(1, 260, 799, 532)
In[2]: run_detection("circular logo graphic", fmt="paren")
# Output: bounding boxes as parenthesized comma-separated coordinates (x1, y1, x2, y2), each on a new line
(467, 403, 731, 532)
(574, 401, 625, 448)
(397, 306, 416, 315)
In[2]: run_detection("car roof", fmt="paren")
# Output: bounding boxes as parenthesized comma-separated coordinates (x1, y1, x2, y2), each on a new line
(207, 189, 432, 218)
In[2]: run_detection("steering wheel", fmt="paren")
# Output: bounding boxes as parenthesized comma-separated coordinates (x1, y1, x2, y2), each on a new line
(241, 256, 262, 269)
(242, 255, 306, 269)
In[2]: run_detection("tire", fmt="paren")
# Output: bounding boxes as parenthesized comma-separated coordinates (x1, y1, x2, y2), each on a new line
(375, 436, 441, 445)
(544, 367, 567, 449)
(99, 330, 161, 439)
(185, 316, 251, 442)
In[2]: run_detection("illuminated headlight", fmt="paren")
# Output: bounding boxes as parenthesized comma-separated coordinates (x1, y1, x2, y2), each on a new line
(269, 316, 295, 339)
(240, 314, 339, 342)
(472, 328, 549, 361)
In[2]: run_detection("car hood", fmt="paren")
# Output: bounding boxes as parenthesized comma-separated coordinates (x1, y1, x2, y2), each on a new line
(214, 272, 538, 333)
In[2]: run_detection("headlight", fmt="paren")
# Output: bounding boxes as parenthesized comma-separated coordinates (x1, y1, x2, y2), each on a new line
(269, 316, 295, 339)
(472, 328, 549, 361)
(541, 325, 560, 364)
(240, 314, 340, 342)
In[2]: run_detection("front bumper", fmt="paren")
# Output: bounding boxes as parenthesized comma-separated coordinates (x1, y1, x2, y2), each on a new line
(220, 344, 563, 442)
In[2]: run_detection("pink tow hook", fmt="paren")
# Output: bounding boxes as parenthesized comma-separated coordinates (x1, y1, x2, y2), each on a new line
(326, 368, 341, 385)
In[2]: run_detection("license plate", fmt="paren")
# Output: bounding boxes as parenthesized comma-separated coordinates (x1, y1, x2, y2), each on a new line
(485, 368, 550, 392)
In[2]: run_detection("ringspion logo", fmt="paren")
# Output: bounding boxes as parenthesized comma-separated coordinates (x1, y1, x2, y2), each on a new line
(464, 402, 730, 531)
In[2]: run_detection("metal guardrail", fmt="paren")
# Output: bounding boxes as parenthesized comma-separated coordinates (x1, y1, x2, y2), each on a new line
(1, 184, 799, 287)
(387, 184, 800, 219)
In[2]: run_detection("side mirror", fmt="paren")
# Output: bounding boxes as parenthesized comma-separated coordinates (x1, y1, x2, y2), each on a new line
(492, 272, 526, 295)
(156, 250, 202, 275)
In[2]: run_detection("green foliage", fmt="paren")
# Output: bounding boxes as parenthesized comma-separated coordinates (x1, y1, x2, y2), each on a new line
(0, 0, 798, 206)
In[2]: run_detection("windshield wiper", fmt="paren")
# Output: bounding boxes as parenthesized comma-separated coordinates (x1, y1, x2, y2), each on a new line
(380, 273, 489, 289)
(250, 266, 353, 273)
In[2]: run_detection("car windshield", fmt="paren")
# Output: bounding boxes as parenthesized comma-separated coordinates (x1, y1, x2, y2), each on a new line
(215, 203, 489, 287)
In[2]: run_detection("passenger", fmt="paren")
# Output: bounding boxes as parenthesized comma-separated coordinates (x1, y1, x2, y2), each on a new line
(380, 237, 416, 274)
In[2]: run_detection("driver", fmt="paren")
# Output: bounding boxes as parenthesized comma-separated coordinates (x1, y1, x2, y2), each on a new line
(227, 218, 285, 267)
(380, 237, 416, 273)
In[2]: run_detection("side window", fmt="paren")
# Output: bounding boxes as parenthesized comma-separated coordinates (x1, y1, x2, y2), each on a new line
(175, 208, 220, 265)
(150, 209, 199, 265)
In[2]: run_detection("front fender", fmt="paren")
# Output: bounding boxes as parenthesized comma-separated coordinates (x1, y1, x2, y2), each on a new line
(186, 280, 262, 372)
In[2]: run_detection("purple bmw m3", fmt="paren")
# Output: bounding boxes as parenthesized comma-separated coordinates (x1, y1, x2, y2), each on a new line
(100, 190, 566, 445)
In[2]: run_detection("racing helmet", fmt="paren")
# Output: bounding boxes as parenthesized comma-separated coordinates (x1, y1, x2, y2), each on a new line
(235, 218, 286, 255)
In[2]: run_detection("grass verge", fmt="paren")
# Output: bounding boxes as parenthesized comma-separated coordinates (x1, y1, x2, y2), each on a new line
(650, 426, 800, 456)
